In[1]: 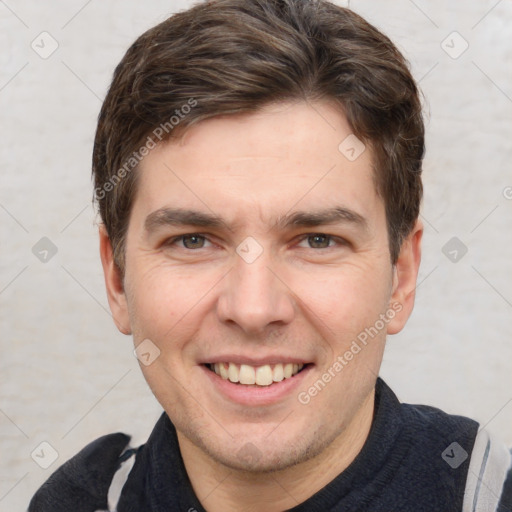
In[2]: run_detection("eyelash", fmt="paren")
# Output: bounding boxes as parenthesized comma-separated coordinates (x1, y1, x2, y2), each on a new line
(166, 234, 212, 250)
(165, 233, 347, 250)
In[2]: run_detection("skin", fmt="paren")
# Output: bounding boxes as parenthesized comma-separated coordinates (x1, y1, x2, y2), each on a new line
(100, 100, 422, 511)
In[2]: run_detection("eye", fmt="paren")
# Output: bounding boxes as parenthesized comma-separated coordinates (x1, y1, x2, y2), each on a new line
(171, 234, 210, 249)
(298, 234, 337, 249)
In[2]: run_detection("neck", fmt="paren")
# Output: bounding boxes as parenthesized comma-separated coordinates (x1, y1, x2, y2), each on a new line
(177, 388, 375, 512)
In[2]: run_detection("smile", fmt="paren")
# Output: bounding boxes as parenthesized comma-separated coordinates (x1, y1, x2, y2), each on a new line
(207, 362, 306, 386)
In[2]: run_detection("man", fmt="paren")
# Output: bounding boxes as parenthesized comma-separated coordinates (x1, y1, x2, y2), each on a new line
(29, 0, 511, 510)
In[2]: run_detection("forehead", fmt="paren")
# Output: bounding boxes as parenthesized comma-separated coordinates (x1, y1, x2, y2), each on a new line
(132, 100, 383, 230)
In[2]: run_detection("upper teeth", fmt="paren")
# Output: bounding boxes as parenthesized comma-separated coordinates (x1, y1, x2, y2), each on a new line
(212, 362, 304, 386)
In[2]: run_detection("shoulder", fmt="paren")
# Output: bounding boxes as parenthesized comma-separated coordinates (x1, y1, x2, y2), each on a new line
(463, 428, 512, 512)
(394, 386, 512, 511)
(498, 459, 512, 511)
(377, 378, 480, 452)
(29, 432, 135, 512)
(399, 397, 480, 456)
(402, 399, 479, 435)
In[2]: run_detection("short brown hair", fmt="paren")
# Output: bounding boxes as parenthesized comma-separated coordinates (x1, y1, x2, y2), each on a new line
(93, 0, 424, 271)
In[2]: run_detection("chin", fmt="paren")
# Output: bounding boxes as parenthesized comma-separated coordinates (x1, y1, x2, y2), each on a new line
(207, 443, 308, 474)
(187, 421, 330, 474)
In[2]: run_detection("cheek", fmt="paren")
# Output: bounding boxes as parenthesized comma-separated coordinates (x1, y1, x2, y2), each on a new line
(288, 265, 391, 333)
(125, 259, 223, 340)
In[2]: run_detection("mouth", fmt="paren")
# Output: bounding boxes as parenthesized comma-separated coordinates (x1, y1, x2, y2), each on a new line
(204, 362, 310, 387)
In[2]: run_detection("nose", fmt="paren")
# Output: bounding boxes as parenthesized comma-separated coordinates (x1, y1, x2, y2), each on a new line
(216, 251, 295, 336)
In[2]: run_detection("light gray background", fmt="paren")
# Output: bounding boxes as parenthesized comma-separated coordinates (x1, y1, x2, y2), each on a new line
(1, 0, 511, 509)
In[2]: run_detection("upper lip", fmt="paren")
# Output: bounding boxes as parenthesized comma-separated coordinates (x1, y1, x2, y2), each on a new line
(200, 355, 312, 366)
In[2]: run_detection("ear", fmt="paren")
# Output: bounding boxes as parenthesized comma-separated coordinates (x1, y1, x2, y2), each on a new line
(99, 225, 132, 335)
(386, 219, 423, 335)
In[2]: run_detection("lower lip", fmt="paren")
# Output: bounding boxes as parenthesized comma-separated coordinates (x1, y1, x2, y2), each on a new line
(202, 365, 313, 406)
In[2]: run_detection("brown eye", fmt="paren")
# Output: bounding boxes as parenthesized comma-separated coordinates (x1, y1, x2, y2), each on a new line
(306, 234, 332, 249)
(181, 234, 206, 249)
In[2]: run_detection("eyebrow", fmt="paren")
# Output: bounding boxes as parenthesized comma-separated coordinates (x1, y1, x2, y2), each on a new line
(144, 208, 227, 233)
(144, 206, 368, 233)
(274, 207, 368, 232)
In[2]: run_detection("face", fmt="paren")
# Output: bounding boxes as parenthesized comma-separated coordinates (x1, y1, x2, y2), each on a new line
(101, 100, 421, 472)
